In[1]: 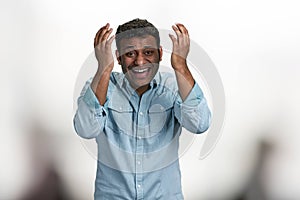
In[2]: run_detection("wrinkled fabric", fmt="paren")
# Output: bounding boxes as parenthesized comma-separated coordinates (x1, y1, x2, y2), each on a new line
(74, 72, 211, 200)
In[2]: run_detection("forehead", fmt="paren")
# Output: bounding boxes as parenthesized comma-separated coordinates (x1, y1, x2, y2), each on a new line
(119, 35, 158, 51)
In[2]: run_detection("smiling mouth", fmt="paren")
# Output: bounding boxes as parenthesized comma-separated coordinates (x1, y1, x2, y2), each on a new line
(131, 68, 150, 73)
(129, 67, 152, 80)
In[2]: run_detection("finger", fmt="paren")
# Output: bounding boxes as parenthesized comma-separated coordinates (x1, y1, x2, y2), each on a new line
(94, 29, 102, 47)
(175, 23, 188, 35)
(168, 34, 177, 45)
(95, 24, 109, 47)
(98, 23, 110, 43)
(172, 25, 182, 41)
(176, 24, 190, 46)
(94, 23, 109, 47)
(102, 28, 113, 42)
(106, 35, 116, 47)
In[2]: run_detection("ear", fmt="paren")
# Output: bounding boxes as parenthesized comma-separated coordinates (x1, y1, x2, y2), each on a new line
(115, 50, 121, 65)
(159, 46, 163, 61)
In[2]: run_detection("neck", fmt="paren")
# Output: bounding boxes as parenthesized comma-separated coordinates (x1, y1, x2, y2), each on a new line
(136, 84, 150, 96)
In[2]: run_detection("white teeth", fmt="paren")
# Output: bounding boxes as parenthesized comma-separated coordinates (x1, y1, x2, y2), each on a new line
(132, 68, 148, 73)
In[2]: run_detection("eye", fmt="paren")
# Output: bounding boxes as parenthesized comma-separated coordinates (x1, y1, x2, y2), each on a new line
(144, 50, 154, 56)
(125, 51, 136, 58)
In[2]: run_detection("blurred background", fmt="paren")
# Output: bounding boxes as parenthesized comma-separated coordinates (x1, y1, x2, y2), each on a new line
(1, 0, 299, 199)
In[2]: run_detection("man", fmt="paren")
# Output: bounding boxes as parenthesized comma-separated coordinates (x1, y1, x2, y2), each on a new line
(74, 18, 211, 200)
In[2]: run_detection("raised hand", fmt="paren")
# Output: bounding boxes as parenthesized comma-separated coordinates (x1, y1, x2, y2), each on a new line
(169, 23, 195, 100)
(168, 23, 190, 71)
(94, 23, 115, 73)
(91, 23, 115, 104)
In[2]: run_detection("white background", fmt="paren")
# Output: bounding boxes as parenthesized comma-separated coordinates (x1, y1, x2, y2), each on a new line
(1, 0, 300, 199)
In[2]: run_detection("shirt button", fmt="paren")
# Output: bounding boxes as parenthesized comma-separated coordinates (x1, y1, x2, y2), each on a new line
(137, 161, 141, 165)
(139, 112, 143, 116)
(138, 136, 142, 140)
(137, 184, 141, 188)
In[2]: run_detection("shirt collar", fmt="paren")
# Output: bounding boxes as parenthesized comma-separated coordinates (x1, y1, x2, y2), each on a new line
(114, 72, 159, 95)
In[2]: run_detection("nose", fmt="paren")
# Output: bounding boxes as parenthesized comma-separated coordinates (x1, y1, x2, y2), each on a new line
(134, 52, 146, 66)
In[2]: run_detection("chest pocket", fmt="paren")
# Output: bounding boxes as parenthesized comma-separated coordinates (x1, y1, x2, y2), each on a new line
(148, 102, 174, 134)
(106, 101, 134, 136)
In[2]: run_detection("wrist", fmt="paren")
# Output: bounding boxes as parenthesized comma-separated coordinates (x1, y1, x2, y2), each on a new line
(98, 64, 113, 74)
(172, 62, 188, 73)
(171, 56, 188, 69)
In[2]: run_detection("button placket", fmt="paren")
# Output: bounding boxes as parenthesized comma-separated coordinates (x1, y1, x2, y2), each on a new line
(135, 94, 150, 200)
(136, 113, 144, 199)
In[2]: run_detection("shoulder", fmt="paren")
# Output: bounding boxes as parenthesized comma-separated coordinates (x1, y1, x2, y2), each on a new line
(110, 71, 124, 85)
(156, 71, 178, 92)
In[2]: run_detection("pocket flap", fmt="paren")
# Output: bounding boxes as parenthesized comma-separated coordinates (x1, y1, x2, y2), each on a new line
(107, 101, 133, 112)
(148, 102, 173, 113)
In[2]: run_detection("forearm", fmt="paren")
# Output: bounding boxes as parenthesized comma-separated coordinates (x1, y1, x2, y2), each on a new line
(74, 105, 105, 139)
(92, 23, 115, 105)
(174, 63, 195, 101)
(174, 82, 211, 134)
(74, 79, 107, 139)
(91, 66, 112, 106)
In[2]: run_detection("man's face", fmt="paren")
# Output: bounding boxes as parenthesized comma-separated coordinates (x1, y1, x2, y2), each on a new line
(116, 35, 162, 90)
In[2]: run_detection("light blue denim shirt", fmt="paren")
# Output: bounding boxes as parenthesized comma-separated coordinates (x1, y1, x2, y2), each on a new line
(74, 71, 211, 200)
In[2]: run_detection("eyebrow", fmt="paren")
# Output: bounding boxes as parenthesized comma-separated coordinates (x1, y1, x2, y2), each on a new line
(121, 45, 156, 51)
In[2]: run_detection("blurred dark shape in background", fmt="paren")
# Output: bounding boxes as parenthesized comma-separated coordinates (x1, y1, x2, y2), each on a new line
(21, 164, 70, 200)
(20, 122, 71, 200)
(234, 140, 273, 200)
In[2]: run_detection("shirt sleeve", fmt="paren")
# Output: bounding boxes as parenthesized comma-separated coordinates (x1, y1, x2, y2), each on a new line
(73, 79, 108, 139)
(174, 82, 211, 134)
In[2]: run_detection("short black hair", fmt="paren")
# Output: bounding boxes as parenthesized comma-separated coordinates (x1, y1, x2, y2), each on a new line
(116, 18, 160, 50)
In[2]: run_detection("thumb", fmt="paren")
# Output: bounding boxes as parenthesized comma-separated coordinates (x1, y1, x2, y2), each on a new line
(169, 34, 177, 44)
